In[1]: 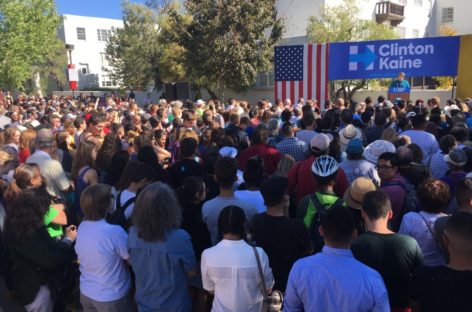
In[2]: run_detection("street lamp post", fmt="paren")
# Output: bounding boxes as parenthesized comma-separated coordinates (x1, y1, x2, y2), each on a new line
(65, 44, 77, 98)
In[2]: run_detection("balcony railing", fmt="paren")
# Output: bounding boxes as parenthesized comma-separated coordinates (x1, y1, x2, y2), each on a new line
(375, 1, 405, 27)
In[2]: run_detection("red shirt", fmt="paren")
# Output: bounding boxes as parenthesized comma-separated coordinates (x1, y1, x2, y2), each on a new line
(238, 144, 282, 175)
(287, 155, 349, 207)
(19, 148, 30, 163)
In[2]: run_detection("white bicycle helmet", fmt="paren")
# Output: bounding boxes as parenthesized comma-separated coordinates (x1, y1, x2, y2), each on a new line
(311, 155, 339, 177)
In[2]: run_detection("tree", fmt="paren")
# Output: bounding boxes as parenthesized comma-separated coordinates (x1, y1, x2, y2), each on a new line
(165, 0, 284, 98)
(306, 0, 399, 100)
(0, 0, 64, 91)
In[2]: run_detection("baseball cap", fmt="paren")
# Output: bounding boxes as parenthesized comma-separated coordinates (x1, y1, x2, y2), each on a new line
(346, 138, 364, 155)
(310, 133, 332, 152)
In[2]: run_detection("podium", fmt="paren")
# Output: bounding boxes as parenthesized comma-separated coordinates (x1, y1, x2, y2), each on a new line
(388, 87, 410, 102)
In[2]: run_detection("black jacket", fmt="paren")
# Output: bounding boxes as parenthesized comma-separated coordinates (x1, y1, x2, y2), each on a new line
(4, 227, 74, 305)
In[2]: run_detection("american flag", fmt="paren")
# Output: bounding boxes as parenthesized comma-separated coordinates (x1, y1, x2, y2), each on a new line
(274, 44, 329, 108)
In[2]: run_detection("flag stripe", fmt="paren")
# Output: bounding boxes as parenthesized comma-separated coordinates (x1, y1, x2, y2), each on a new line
(307, 45, 313, 100)
(274, 43, 329, 106)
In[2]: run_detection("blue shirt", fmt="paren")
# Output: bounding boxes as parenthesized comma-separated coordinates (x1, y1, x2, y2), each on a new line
(276, 137, 308, 162)
(128, 227, 196, 312)
(284, 246, 390, 312)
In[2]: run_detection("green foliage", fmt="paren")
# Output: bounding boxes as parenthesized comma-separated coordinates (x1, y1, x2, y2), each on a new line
(0, 0, 63, 91)
(165, 0, 284, 96)
(307, 0, 399, 99)
(105, 1, 188, 90)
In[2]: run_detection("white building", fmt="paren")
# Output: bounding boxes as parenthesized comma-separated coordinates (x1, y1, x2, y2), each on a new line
(58, 14, 123, 90)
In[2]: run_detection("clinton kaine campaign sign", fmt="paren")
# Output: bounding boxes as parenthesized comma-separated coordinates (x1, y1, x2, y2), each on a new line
(329, 36, 460, 80)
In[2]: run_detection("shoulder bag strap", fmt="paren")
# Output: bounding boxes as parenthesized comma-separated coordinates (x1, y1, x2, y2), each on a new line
(417, 212, 442, 250)
(252, 246, 268, 299)
(115, 190, 123, 212)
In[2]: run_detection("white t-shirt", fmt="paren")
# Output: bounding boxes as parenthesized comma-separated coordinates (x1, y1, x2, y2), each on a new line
(119, 189, 136, 220)
(75, 219, 131, 301)
(201, 239, 274, 312)
(235, 190, 266, 213)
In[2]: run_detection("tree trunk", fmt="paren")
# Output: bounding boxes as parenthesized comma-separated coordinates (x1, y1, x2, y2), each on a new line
(348, 79, 367, 101)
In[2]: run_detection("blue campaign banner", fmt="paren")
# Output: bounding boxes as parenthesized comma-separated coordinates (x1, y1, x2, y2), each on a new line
(329, 36, 460, 80)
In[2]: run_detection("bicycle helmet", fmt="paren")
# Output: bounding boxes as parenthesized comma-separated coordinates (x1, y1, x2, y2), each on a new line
(311, 155, 339, 177)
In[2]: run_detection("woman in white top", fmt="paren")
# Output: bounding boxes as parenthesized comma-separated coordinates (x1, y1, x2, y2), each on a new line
(399, 178, 449, 266)
(75, 184, 132, 311)
(201, 205, 274, 312)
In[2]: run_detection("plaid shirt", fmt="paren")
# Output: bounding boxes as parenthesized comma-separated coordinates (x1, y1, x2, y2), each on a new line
(276, 137, 308, 162)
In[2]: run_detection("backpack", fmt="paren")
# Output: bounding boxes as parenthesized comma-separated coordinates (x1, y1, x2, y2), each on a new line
(308, 194, 344, 253)
(107, 190, 135, 231)
(382, 180, 420, 215)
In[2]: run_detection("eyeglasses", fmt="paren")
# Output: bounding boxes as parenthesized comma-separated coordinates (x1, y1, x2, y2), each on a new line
(375, 165, 394, 170)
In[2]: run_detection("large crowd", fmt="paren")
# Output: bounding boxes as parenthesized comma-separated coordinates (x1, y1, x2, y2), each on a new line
(0, 90, 471, 312)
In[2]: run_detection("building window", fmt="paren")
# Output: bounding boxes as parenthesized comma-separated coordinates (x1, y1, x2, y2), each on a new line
(396, 27, 406, 38)
(78, 63, 89, 74)
(102, 75, 114, 87)
(256, 70, 275, 88)
(412, 29, 419, 38)
(76, 27, 86, 40)
(414, 0, 422, 6)
(442, 7, 454, 23)
(100, 52, 108, 66)
(97, 29, 111, 42)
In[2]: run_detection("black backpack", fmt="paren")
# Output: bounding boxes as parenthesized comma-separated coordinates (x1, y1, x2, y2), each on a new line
(107, 190, 136, 231)
(308, 194, 344, 253)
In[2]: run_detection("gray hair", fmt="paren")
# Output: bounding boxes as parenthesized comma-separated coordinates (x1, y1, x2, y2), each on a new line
(133, 182, 182, 242)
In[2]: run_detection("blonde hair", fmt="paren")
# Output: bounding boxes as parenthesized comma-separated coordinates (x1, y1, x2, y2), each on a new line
(381, 127, 398, 142)
(275, 154, 296, 178)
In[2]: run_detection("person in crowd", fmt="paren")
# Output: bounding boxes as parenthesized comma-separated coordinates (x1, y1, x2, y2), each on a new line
(129, 182, 197, 311)
(225, 112, 249, 151)
(75, 183, 132, 311)
(71, 141, 98, 223)
(202, 156, 257, 245)
(27, 128, 71, 202)
(95, 133, 122, 177)
(201, 205, 274, 311)
(339, 138, 380, 185)
(274, 154, 295, 178)
(136, 145, 170, 183)
(402, 114, 439, 160)
(409, 212, 472, 312)
(276, 123, 308, 162)
(428, 134, 456, 179)
(396, 145, 430, 187)
(4, 163, 68, 239)
(376, 152, 407, 231)
(295, 113, 318, 145)
(113, 160, 155, 223)
(343, 177, 377, 235)
(287, 133, 349, 208)
(168, 137, 204, 188)
(238, 128, 282, 175)
(3, 190, 77, 312)
(399, 178, 449, 266)
(352, 191, 424, 312)
(297, 155, 345, 252)
(3, 126, 21, 158)
(251, 176, 311, 291)
(284, 205, 390, 312)
(366, 111, 387, 144)
(235, 156, 266, 213)
(441, 147, 468, 198)
(153, 129, 171, 163)
(339, 124, 363, 152)
(102, 150, 129, 187)
(18, 128, 36, 163)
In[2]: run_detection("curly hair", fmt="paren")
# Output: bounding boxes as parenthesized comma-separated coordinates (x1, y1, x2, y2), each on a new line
(96, 133, 121, 172)
(4, 189, 49, 243)
(133, 182, 182, 242)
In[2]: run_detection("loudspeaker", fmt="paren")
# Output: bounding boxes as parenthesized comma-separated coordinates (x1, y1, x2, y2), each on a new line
(175, 82, 190, 101)
(164, 83, 176, 101)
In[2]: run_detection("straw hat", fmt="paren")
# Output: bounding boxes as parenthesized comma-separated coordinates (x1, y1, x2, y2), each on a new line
(343, 177, 377, 209)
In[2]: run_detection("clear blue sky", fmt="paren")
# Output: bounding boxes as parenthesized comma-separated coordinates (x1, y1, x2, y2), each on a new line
(56, 0, 147, 19)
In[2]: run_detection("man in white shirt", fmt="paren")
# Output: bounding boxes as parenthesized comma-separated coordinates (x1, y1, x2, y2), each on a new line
(27, 128, 70, 200)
